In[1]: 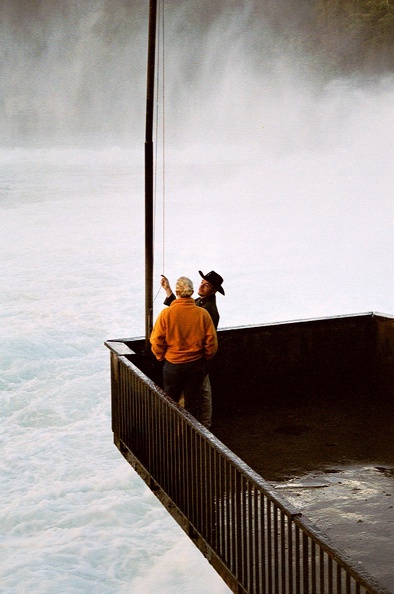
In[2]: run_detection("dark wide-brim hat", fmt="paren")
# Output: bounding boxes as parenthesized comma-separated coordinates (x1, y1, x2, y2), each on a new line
(199, 270, 225, 295)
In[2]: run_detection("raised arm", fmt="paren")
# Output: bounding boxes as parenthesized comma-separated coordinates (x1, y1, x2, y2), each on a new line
(161, 275, 176, 305)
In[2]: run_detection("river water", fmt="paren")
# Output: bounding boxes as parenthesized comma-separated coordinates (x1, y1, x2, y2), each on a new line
(1, 72, 394, 594)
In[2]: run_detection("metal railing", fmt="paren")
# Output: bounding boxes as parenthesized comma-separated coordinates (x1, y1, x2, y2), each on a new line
(107, 343, 391, 594)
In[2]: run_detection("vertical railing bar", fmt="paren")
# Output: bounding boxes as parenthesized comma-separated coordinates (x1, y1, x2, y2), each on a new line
(166, 402, 172, 496)
(267, 498, 273, 594)
(163, 397, 168, 490)
(203, 441, 208, 541)
(320, 546, 325, 594)
(209, 443, 215, 547)
(295, 524, 301, 594)
(173, 411, 180, 505)
(220, 453, 225, 560)
(201, 438, 207, 538)
(232, 465, 238, 578)
(234, 464, 240, 578)
(168, 407, 175, 499)
(181, 418, 188, 516)
(226, 456, 231, 567)
(288, 514, 294, 594)
(192, 429, 197, 530)
(242, 475, 247, 591)
(248, 481, 254, 594)
(280, 510, 286, 594)
(213, 448, 223, 556)
(311, 540, 317, 594)
(198, 433, 204, 535)
(244, 477, 250, 591)
(302, 532, 309, 594)
(223, 456, 230, 567)
(345, 572, 351, 594)
(178, 414, 185, 506)
(261, 491, 267, 592)
(118, 365, 124, 442)
(122, 365, 128, 443)
(249, 482, 256, 593)
(189, 429, 196, 527)
(184, 422, 191, 519)
(131, 370, 138, 451)
(217, 448, 222, 553)
(226, 458, 232, 570)
(274, 504, 279, 594)
(195, 432, 201, 533)
(236, 472, 242, 587)
(206, 440, 212, 541)
(210, 445, 217, 550)
(240, 472, 245, 589)
(129, 367, 133, 440)
(149, 385, 155, 473)
(337, 563, 343, 594)
(131, 370, 137, 451)
(142, 384, 148, 467)
(241, 475, 250, 592)
(197, 430, 202, 528)
(328, 556, 333, 594)
(199, 433, 204, 534)
(257, 490, 263, 594)
(155, 397, 162, 489)
(137, 374, 142, 452)
(165, 398, 171, 494)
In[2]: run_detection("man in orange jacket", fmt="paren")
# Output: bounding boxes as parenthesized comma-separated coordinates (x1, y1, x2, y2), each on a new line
(150, 276, 218, 427)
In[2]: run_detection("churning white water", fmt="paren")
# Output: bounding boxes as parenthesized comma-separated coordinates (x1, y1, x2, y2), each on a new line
(1, 2, 394, 590)
(0, 147, 233, 593)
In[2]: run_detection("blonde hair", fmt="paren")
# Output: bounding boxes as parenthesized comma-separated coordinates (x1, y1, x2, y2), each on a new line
(175, 276, 194, 297)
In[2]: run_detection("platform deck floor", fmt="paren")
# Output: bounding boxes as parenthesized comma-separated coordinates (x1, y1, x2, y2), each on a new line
(213, 397, 394, 592)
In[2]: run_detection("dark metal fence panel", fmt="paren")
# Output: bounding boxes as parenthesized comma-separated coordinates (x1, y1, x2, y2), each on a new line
(107, 346, 390, 594)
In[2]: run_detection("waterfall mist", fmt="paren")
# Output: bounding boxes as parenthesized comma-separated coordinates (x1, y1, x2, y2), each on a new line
(2, 0, 392, 148)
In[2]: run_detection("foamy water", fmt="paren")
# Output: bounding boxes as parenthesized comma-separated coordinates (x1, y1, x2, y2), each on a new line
(1, 75, 393, 592)
(0, 148, 231, 593)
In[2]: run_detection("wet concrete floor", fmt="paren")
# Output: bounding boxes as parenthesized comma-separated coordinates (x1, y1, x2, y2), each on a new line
(213, 397, 394, 592)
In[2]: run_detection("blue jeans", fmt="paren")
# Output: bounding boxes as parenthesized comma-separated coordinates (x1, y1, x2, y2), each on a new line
(163, 358, 207, 425)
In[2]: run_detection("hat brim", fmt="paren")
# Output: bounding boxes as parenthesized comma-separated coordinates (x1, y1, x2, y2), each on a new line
(198, 270, 225, 295)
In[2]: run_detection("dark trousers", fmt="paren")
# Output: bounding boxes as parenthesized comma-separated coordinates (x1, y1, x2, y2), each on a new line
(163, 358, 207, 425)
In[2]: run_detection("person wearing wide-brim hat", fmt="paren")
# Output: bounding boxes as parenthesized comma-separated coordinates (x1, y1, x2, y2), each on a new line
(161, 270, 224, 329)
(160, 270, 225, 428)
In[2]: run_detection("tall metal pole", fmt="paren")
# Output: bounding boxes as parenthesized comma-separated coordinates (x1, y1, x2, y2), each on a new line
(145, 0, 157, 352)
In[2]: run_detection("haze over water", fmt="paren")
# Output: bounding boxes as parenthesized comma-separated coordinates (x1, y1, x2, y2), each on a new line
(1, 1, 393, 592)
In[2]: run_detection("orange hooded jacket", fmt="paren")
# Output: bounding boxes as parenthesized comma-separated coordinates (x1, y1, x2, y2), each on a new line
(150, 297, 218, 364)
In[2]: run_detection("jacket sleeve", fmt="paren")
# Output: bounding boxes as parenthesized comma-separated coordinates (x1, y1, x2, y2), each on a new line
(203, 315, 218, 360)
(150, 313, 168, 361)
(163, 293, 176, 306)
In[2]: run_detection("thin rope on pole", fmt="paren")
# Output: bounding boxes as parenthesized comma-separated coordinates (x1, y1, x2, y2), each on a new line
(152, 0, 166, 302)
(161, 0, 166, 276)
(153, 0, 166, 302)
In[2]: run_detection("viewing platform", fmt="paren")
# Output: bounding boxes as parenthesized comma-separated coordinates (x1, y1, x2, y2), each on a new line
(106, 312, 394, 594)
